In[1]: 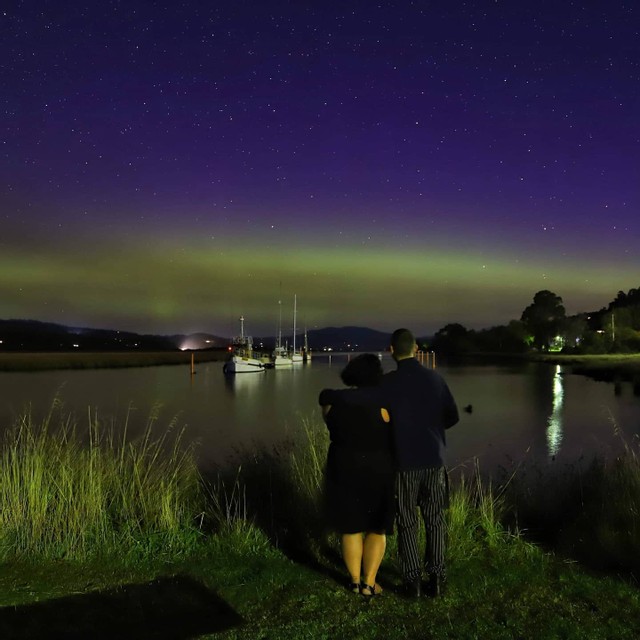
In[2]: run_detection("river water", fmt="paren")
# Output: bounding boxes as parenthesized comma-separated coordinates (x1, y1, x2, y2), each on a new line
(1, 355, 638, 475)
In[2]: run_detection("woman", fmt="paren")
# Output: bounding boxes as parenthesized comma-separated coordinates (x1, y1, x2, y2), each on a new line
(318, 353, 395, 597)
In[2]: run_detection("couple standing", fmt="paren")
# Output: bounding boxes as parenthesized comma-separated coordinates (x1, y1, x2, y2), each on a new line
(319, 328, 459, 598)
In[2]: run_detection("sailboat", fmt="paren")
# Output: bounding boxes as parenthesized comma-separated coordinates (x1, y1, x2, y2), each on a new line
(223, 316, 266, 374)
(303, 327, 312, 363)
(272, 299, 293, 367)
(290, 294, 303, 364)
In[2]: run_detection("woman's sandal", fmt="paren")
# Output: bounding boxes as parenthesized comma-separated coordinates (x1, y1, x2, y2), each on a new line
(360, 582, 383, 597)
(348, 582, 361, 594)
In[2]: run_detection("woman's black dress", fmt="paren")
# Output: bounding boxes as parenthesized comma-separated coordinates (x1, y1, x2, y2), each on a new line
(319, 388, 395, 535)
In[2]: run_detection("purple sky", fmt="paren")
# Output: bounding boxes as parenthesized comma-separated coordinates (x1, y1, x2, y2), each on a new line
(2, 1, 639, 337)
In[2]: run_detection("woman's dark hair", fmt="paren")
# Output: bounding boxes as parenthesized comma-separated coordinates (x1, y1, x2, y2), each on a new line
(340, 353, 383, 387)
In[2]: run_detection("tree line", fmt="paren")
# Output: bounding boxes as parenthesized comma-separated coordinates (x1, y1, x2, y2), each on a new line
(428, 287, 640, 356)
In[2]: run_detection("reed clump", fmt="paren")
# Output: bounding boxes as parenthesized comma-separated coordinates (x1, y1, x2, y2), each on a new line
(503, 431, 640, 573)
(201, 417, 331, 560)
(0, 402, 204, 561)
(205, 416, 529, 571)
(6, 400, 640, 579)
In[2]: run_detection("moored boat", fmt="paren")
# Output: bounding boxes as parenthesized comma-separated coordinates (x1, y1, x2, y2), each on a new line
(223, 316, 265, 374)
(272, 299, 293, 367)
(303, 328, 312, 363)
(273, 345, 293, 367)
(290, 294, 303, 364)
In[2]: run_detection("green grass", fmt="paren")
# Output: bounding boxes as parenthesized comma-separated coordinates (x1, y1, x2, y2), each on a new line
(0, 402, 204, 561)
(2, 408, 640, 638)
(2, 529, 640, 639)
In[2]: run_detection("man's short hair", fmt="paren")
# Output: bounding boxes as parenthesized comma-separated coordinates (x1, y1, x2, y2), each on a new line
(390, 328, 416, 358)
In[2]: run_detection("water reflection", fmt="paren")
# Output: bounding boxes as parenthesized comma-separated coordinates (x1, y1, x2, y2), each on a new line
(223, 371, 265, 394)
(546, 365, 564, 458)
(1, 361, 638, 473)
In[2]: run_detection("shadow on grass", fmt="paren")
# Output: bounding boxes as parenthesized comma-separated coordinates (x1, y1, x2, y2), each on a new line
(202, 439, 348, 588)
(0, 574, 242, 640)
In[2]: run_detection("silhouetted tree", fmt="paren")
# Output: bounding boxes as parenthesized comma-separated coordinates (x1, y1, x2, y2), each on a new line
(520, 290, 566, 351)
(578, 330, 608, 354)
(560, 314, 588, 351)
(432, 323, 473, 355)
(610, 287, 640, 310)
(473, 321, 528, 353)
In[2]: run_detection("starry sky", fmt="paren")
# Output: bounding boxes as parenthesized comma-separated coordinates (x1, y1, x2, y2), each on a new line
(2, 1, 639, 338)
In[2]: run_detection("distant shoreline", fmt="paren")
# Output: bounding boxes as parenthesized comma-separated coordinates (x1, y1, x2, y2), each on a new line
(2, 350, 640, 382)
(0, 350, 229, 372)
(458, 352, 640, 384)
(533, 353, 640, 384)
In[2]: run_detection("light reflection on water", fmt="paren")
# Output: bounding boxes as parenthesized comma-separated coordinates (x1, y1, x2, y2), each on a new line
(546, 365, 564, 458)
(0, 356, 639, 475)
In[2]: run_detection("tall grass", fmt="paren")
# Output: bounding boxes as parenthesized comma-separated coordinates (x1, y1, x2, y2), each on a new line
(205, 415, 528, 572)
(288, 417, 328, 505)
(5, 401, 640, 578)
(449, 466, 509, 553)
(0, 402, 204, 561)
(208, 413, 640, 578)
(506, 436, 640, 573)
(200, 416, 332, 561)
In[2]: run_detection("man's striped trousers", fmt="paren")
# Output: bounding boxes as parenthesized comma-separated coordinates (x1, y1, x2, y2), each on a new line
(396, 466, 449, 581)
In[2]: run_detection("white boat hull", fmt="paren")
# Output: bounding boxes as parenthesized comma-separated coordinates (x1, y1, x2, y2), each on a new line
(224, 356, 265, 373)
(274, 355, 293, 367)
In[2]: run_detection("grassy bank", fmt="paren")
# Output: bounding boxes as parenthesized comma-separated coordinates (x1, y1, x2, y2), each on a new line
(0, 350, 227, 372)
(462, 352, 640, 386)
(533, 353, 640, 385)
(2, 411, 640, 638)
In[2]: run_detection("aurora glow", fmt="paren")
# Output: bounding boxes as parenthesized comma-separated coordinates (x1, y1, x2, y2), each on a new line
(2, 2, 638, 337)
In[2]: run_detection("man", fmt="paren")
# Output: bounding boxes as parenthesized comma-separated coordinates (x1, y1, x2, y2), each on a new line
(383, 328, 459, 598)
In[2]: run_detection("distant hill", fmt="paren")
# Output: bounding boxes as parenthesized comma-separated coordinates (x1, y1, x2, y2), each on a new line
(0, 319, 397, 353)
(0, 319, 225, 352)
(306, 326, 391, 352)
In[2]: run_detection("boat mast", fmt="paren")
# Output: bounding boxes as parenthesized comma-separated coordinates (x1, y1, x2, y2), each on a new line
(293, 295, 297, 354)
(277, 299, 283, 349)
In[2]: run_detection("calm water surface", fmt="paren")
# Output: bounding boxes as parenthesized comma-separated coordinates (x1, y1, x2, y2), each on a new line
(1, 355, 639, 475)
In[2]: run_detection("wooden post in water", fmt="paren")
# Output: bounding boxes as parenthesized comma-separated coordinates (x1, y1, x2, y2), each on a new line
(190, 352, 196, 375)
(417, 350, 436, 369)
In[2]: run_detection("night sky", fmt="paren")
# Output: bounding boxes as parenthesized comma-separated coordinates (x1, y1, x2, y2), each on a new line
(2, 1, 639, 338)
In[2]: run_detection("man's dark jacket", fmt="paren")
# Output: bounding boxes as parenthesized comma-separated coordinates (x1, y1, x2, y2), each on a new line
(382, 358, 459, 471)
(320, 358, 459, 471)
